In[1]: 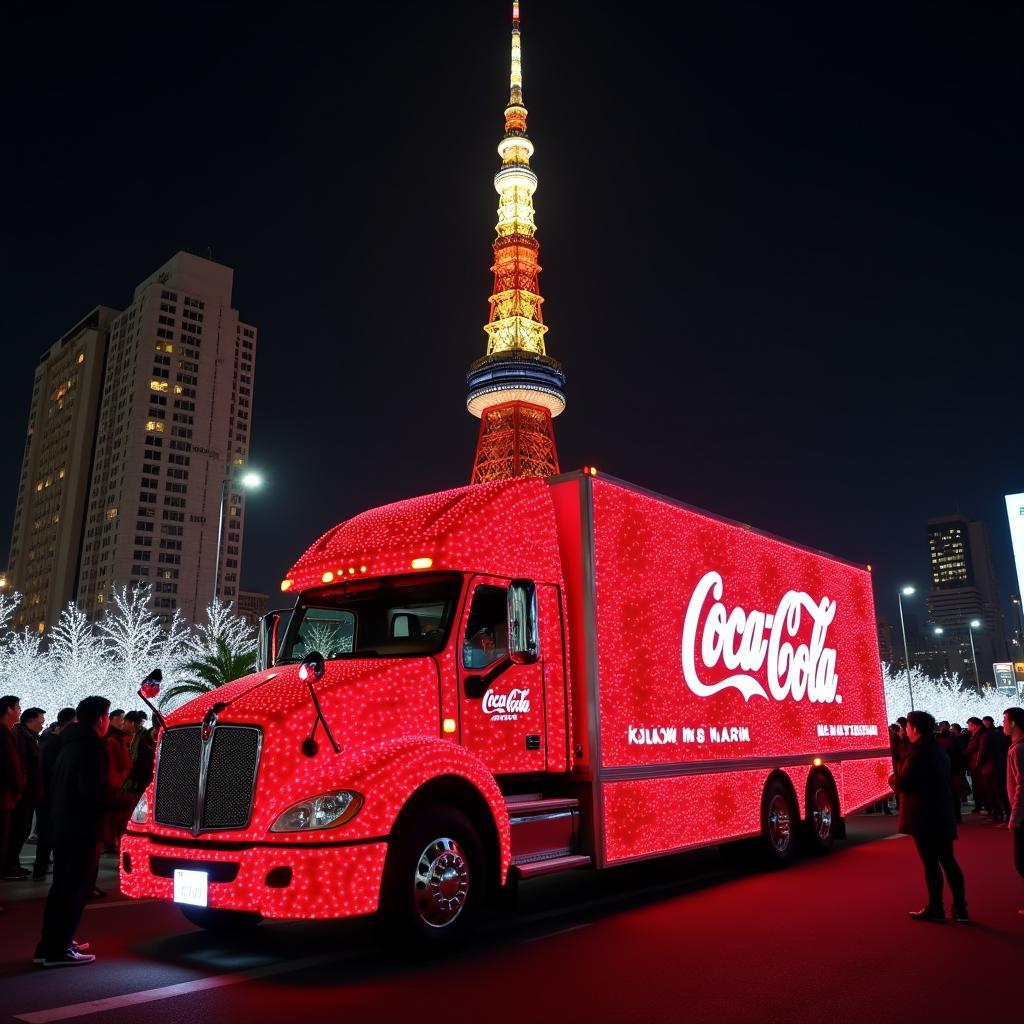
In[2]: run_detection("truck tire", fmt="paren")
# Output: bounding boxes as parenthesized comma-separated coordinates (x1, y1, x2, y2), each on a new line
(380, 805, 485, 953)
(180, 905, 262, 931)
(760, 779, 798, 867)
(805, 776, 838, 854)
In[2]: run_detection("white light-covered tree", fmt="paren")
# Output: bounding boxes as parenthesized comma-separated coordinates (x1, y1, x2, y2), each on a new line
(0, 589, 22, 634)
(45, 602, 107, 708)
(0, 627, 44, 696)
(192, 599, 256, 660)
(96, 584, 164, 708)
(154, 608, 192, 689)
(882, 663, 1020, 724)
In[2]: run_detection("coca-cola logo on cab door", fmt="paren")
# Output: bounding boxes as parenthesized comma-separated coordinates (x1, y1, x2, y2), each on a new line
(681, 571, 841, 704)
(481, 687, 531, 719)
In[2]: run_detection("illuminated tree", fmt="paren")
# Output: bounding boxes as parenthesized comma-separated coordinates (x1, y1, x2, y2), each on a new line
(46, 602, 107, 707)
(96, 584, 164, 702)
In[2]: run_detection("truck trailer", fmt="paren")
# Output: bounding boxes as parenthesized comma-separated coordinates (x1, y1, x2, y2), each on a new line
(121, 470, 892, 946)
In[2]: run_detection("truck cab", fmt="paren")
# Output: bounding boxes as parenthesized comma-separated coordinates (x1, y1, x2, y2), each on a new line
(121, 479, 584, 947)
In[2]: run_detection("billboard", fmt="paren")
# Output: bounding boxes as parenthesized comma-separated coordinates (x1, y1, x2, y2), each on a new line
(993, 662, 1017, 696)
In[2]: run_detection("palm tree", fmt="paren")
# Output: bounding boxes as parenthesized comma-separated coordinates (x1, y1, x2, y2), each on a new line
(159, 637, 256, 708)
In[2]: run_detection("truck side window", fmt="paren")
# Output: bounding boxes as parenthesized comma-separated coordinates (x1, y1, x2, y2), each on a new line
(462, 584, 508, 670)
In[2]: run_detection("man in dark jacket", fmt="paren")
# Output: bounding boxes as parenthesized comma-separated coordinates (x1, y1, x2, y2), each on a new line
(890, 709, 968, 922)
(936, 720, 967, 822)
(965, 717, 989, 813)
(982, 715, 1011, 824)
(32, 708, 76, 881)
(0, 695, 26, 914)
(3, 707, 45, 878)
(35, 697, 134, 967)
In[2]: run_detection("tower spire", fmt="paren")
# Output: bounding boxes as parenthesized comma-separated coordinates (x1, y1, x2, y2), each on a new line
(466, 2, 566, 484)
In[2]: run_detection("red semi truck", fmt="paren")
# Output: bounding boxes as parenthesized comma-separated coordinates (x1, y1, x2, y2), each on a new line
(121, 470, 891, 946)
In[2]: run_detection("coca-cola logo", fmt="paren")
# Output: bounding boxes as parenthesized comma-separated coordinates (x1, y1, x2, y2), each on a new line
(681, 571, 841, 704)
(481, 687, 531, 720)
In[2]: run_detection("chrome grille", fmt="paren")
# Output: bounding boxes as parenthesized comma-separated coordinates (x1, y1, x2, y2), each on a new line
(154, 727, 201, 829)
(153, 724, 260, 832)
(201, 727, 261, 829)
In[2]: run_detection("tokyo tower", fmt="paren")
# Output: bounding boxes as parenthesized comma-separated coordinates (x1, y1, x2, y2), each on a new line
(466, 1, 566, 483)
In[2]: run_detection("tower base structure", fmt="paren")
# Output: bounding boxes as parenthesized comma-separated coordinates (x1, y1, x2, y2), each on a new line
(470, 401, 560, 483)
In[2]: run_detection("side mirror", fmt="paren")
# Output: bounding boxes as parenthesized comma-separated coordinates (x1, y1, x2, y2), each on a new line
(139, 668, 162, 700)
(507, 579, 539, 665)
(257, 610, 285, 672)
(299, 650, 325, 682)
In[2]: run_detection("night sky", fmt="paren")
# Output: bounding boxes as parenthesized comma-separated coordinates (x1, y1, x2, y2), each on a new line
(2, 1, 1021, 627)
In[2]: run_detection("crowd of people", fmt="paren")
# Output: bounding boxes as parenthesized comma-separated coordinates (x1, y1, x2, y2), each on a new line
(1, 691, 1022, 966)
(885, 706, 1024, 922)
(0, 694, 156, 966)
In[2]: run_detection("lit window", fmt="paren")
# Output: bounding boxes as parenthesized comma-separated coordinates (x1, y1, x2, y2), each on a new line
(150, 380, 169, 392)
(145, 420, 165, 433)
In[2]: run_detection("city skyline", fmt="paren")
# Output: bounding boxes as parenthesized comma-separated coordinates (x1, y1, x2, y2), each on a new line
(2, 1, 1021, 630)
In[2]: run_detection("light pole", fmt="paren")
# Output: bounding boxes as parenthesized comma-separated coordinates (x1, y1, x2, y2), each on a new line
(897, 586, 915, 712)
(214, 469, 263, 602)
(967, 618, 982, 697)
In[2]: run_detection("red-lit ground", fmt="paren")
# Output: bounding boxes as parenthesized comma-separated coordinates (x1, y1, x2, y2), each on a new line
(0, 813, 1020, 1024)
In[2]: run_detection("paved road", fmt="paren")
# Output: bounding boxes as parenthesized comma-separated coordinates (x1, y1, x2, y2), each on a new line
(0, 814, 1020, 1024)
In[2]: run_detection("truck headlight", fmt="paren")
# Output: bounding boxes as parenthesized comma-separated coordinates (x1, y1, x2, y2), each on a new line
(270, 790, 363, 833)
(130, 792, 149, 824)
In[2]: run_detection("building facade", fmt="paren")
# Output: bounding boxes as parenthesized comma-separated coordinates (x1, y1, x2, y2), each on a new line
(5, 307, 117, 631)
(236, 590, 269, 627)
(925, 515, 1006, 687)
(76, 253, 257, 625)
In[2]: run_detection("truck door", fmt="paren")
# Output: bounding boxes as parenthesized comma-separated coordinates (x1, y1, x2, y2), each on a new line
(458, 576, 546, 774)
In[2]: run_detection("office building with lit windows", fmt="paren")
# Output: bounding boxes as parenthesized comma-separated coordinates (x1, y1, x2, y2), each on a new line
(3, 252, 257, 631)
(76, 252, 257, 625)
(925, 515, 1006, 686)
(5, 308, 117, 631)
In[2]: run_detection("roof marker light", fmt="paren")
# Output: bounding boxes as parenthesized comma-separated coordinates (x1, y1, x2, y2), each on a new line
(443, 718, 457, 734)
(411, 557, 434, 570)
(321, 571, 334, 583)
(280, 579, 294, 592)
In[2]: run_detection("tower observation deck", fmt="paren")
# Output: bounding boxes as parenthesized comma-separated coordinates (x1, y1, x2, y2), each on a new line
(467, 1, 565, 483)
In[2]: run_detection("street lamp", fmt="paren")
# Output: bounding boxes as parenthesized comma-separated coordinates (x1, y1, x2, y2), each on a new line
(967, 618, 982, 697)
(897, 586, 915, 712)
(214, 469, 263, 602)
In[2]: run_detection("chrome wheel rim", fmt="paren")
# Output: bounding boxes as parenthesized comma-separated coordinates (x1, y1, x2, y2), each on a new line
(812, 787, 833, 842)
(412, 836, 470, 928)
(768, 794, 792, 853)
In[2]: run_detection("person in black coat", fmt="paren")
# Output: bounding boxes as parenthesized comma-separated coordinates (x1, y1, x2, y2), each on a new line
(3, 707, 45, 878)
(890, 709, 968, 922)
(32, 707, 76, 881)
(35, 697, 135, 967)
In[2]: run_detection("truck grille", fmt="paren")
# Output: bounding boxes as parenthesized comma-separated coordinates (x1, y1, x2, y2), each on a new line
(154, 725, 261, 832)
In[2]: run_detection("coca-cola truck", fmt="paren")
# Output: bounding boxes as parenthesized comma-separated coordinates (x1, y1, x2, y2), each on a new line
(121, 470, 891, 947)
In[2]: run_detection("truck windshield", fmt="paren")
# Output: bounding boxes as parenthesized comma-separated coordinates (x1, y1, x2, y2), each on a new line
(277, 572, 463, 662)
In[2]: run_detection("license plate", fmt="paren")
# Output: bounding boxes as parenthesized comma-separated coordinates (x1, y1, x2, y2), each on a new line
(173, 868, 209, 907)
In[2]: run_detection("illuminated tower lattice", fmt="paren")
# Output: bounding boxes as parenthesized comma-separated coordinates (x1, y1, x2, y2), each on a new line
(467, 1, 566, 484)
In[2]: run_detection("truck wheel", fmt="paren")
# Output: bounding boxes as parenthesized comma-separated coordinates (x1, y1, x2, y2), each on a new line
(806, 777, 838, 854)
(180, 905, 261, 931)
(381, 806, 484, 953)
(761, 780, 798, 867)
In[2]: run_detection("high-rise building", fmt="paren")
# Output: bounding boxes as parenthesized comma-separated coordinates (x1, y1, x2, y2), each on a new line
(75, 252, 257, 626)
(466, 2, 566, 483)
(5, 307, 117, 631)
(926, 515, 1006, 687)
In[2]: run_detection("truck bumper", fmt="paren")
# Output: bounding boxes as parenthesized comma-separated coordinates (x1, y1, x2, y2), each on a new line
(119, 834, 389, 920)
